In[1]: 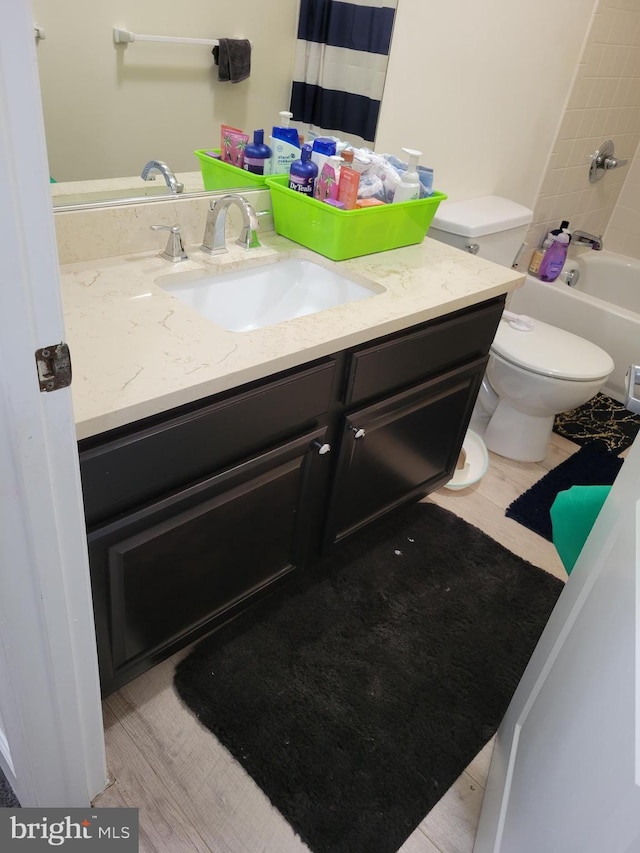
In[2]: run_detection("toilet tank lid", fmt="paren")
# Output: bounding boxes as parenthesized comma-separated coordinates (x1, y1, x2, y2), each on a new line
(431, 196, 534, 238)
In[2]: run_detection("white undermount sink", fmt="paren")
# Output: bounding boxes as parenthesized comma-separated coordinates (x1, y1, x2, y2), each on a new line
(155, 258, 384, 333)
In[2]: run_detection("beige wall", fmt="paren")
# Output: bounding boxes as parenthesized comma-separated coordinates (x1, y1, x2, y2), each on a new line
(526, 0, 640, 263)
(376, 0, 597, 207)
(33, 0, 300, 181)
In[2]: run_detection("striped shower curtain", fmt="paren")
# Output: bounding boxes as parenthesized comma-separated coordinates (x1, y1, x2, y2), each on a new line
(290, 0, 398, 144)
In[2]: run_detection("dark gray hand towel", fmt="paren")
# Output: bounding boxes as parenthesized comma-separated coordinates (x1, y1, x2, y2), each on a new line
(212, 38, 251, 83)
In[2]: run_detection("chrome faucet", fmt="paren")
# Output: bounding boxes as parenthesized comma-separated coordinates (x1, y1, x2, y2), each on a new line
(140, 160, 184, 194)
(201, 194, 261, 255)
(572, 230, 603, 251)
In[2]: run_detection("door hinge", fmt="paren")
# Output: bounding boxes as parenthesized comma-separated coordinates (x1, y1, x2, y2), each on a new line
(35, 342, 72, 392)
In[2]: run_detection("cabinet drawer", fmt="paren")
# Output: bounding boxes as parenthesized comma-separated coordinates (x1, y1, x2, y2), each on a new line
(344, 297, 504, 406)
(80, 358, 335, 527)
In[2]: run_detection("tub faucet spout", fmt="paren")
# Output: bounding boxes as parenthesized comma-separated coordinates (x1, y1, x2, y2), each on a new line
(572, 230, 603, 251)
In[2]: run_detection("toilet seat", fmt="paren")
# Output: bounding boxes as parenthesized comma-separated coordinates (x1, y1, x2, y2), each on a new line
(491, 317, 613, 382)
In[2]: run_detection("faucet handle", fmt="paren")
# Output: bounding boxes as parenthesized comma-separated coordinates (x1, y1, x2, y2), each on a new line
(237, 203, 262, 250)
(150, 224, 189, 262)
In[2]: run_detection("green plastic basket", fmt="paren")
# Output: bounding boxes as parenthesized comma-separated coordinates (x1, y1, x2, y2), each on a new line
(194, 149, 269, 191)
(265, 174, 447, 261)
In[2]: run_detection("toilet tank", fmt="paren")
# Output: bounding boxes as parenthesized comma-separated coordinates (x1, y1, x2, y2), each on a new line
(429, 195, 533, 268)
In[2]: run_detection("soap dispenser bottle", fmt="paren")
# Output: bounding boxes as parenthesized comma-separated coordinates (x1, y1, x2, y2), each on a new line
(538, 231, 570, 282)
(393, 148, 422, 203)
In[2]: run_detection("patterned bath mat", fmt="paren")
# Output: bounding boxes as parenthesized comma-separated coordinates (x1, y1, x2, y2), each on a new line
(554, 392, 640, 453)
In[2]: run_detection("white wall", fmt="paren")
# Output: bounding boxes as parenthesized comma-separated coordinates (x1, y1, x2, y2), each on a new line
(32, 0, 300, 181)
(376, 0, 597, 207)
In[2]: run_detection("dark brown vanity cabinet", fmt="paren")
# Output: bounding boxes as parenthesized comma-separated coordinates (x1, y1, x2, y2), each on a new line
(79, 295, 504, 695)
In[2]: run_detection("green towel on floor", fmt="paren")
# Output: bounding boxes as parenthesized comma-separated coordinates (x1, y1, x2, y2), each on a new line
(550, 485, 611, 574)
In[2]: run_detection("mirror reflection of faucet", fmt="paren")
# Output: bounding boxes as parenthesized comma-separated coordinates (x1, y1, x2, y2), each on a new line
(200, 194, 261, 255)
(140, 160, 184, 194)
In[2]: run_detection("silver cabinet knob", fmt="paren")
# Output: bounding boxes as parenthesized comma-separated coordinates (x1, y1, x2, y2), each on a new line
(311, 440, 331, 455)
(350, 427, 366, 439)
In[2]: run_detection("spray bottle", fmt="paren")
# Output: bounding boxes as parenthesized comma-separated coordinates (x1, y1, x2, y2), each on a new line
(392, 148, 422, 203)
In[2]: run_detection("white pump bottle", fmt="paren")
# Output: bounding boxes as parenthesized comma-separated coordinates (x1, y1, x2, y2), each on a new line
(393, 148, 422, 203)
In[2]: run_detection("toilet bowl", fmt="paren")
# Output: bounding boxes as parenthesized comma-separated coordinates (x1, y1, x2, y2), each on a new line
(477, 315, 614, 462)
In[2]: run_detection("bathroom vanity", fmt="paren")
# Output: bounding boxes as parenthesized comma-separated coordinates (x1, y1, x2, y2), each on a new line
(59, 229, 520, 696)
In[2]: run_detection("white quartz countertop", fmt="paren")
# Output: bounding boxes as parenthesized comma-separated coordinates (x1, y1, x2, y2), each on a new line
(60, 232, 523, 441)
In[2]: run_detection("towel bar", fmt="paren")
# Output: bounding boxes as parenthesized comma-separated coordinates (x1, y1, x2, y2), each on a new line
(113, 28, 251, 48)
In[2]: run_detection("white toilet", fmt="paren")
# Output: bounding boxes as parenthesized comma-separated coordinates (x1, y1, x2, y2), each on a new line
(429, 196, 614, 462)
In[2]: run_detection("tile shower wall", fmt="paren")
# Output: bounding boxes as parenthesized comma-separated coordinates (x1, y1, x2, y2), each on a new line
(525, 0, 640, 265)
(607, 144, 640, 256)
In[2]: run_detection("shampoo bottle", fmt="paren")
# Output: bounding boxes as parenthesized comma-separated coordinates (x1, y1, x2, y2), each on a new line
(289, 143, 318, 195)
(392, 148, 422, 203)
(270, 111, 301, 174)
(243, 129, 272, 176)
(538, 231, 570, 282)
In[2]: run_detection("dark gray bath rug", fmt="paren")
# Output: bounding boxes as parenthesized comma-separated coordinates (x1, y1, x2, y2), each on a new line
(174, 501, 563, 853)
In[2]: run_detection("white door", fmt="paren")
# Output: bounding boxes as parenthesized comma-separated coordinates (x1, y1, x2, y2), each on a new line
(474, 430, 640, 851)
(0, 0, 107, 805)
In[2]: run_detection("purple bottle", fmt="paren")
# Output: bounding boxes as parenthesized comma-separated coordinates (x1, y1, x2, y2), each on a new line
(289, 143, 318, 195)
(243, 129, 272, 175)
(539, 231, 570, 282)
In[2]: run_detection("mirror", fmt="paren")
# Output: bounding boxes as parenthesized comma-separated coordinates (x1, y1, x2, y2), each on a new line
(33, 1, 301, 208)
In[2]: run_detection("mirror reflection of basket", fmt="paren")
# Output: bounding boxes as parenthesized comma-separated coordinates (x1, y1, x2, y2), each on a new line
(265, 174, 446, 261)
(194, 149, 269, 191)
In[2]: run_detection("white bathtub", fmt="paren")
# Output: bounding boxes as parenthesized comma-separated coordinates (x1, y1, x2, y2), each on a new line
(508, 249, 640, 402)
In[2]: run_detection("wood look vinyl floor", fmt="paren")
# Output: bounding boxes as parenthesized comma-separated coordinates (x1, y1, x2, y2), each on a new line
(94, 433, 580, 853)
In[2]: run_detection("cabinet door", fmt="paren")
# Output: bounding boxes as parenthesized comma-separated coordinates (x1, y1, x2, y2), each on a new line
(326, 359, 486, 544)
(88, 427, 329, 695)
